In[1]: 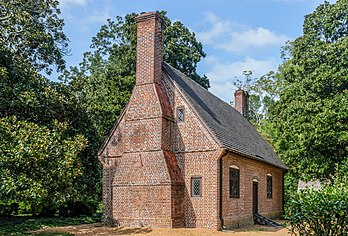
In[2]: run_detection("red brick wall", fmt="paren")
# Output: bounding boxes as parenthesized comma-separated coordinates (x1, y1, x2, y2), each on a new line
(167, 76, 221, 229)
(112, 185, 172, 227)
(220, 153, 284, 228)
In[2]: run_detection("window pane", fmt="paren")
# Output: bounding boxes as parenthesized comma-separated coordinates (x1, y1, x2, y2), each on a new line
(177, 108, 184, 122)
(192, 178, 201, 197)
(230, 168, 240, 198)
(267, 176, 272, 198)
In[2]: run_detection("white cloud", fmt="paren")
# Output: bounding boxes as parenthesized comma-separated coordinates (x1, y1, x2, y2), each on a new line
(206, 57, 279, 102)
(87, 8, 111, 23)
(197, 12, 242, 45)
(206, 57, 278, 83)
(59, 0, 89, 8)
(197, 12, 290, 53)
(219, 27, 290, 52)
(203, 55, 219, 65)
(209, 81, 237, 103)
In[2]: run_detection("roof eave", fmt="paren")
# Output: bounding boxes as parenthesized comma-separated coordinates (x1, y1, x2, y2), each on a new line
(223, 148, 288, 171)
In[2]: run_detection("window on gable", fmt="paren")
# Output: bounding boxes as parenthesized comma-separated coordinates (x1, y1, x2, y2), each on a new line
(229, 166, 240, 198)
(177, 107, 184, 123)
(267, 174, 273, 198)
(191, 177, 202, 197)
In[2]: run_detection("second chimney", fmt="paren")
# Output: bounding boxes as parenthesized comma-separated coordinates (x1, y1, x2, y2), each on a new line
(234, 89, 249, 118)
(135, 12, 165, 85)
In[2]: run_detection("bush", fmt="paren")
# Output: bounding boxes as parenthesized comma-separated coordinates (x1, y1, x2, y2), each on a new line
(287, 182, 348, 235)
(0, 201, 18, 216)
(59, 200, 98, 217)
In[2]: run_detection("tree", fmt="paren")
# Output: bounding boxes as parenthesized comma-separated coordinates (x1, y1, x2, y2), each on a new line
(233, 70, 281, 143)
(269, 0, 348, 182)
(66, 11, 209, 141)
(0, 0, 68, 74)
(0, 117, 87, 215)
(0, 0, 101, 215)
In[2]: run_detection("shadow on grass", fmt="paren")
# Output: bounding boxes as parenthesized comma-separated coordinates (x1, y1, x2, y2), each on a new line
(31, 224, 153, 236)
(0, 215, 99, 236)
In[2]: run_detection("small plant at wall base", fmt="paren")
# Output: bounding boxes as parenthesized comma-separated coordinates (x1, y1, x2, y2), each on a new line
(286, 181, 348, 236)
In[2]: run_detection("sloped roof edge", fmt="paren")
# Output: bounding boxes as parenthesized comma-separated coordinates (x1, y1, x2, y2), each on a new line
(163, 62, 287, 170)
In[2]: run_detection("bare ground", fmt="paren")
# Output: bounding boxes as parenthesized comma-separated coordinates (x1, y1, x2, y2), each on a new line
(32, 221, 290, 236)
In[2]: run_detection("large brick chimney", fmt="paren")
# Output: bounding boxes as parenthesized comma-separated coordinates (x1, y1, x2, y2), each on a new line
(135, 11, 165, 85)
(99, 11, 184, 228)
(234, 89, 249, 118)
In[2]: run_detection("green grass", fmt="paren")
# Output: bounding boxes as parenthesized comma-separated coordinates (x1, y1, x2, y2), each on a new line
(0, 215, 100, 236)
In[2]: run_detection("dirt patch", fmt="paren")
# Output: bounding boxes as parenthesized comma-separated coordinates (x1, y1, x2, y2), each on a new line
(32, 222, 290, 236)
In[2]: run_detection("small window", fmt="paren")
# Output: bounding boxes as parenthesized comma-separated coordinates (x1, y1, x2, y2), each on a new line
(191, 177, 202, 197)
(230, 167, 240, 198)
(177, 107, 184, 122)
(267, 175, 272, 198)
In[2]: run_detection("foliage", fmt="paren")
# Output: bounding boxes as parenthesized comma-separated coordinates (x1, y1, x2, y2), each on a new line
(65, 11, 208, 140)
(0, 0, 68, 74)
(163, 20, 208, 88)
(233, 71, 281, 144)
(0, 117, 87, 215)
(0, 0, 101, 215)
(287, 181, 348, 236)
(0, 216, 99, 236)
(269, 0, 348, 182)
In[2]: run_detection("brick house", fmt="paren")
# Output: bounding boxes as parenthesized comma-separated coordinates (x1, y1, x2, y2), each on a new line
(98, 11, 287, 230)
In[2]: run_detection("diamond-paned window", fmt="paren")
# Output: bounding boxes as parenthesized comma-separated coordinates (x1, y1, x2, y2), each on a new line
(177, 107, 184, 123)
(191, 177, 202, 197)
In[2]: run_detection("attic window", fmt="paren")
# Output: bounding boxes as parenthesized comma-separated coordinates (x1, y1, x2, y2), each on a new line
(177, 107, 185, 123)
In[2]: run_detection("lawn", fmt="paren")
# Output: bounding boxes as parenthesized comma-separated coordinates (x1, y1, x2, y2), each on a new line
(0, 216, 100, 236)
(0, 216, 289, 236)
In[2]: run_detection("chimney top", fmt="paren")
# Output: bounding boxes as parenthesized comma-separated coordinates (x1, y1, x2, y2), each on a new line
(135, 11, 165, 85)
(135, 11, 164, 25)
(234, 89, 249, 119)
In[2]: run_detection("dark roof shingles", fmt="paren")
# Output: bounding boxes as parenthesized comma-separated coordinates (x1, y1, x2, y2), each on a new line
(163, 62, 287, 170)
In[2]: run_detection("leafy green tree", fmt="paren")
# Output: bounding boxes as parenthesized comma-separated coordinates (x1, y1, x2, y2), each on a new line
(66, 11, 208, 140)
(270, 0, 348, 182)
(0, 117, 87, 215)
(0, 0, 101, 215)
(0, 0, 68, 74)
(233, 70, 280, 142)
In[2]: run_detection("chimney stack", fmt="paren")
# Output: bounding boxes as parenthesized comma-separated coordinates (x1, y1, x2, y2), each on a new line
(234, 89, 249, 118)
(135, 11, 165, 85)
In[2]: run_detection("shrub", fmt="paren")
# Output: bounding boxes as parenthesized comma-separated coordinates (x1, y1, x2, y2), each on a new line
(287, 182, 348, 235)
(59, 200, 98, 216)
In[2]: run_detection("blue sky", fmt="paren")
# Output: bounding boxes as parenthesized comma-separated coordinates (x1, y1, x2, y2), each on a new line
(58, 0, 329, 102)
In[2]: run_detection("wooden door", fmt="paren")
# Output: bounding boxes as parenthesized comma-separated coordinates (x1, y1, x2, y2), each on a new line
(253, 181, 258, 215)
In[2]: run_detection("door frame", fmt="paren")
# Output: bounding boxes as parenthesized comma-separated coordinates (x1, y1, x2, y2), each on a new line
(252, 180, 258, 215)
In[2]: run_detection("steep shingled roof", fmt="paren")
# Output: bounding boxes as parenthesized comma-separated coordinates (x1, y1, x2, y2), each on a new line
(163, 62, 287, 170)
